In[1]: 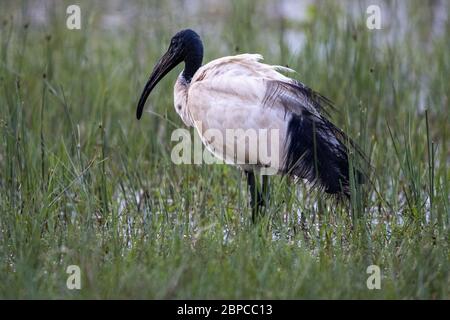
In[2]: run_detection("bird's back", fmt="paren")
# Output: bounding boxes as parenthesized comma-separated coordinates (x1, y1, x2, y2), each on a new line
(192, 54, 293, 83)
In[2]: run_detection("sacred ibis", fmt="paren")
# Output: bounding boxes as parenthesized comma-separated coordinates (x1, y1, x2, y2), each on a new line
(136, 29, 365, 221)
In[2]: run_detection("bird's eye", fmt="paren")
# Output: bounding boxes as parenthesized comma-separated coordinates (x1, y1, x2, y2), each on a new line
(171, 38, 178, 47)
(169, 40, 177, 53)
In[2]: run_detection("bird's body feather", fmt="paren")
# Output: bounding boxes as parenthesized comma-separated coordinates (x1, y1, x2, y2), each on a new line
(176, 54, 289, 171)
(173, 53, 359, 195)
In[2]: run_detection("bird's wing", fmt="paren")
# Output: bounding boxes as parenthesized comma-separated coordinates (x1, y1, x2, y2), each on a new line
(259, 77, 368, 194)
(192, 54, 335, 117)
(187, 55, 366, 194)
(187, 55, 292, 170)
(262, 79, 336, 117)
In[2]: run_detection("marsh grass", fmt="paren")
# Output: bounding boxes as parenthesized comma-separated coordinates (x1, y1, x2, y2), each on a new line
(0, 0, 448, 298)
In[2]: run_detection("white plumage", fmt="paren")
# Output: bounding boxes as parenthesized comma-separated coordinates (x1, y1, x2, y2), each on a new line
(175, 54, 291, 173)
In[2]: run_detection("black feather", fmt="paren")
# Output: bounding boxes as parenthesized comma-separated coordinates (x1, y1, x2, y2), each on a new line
(262, 79, 367, 198)
(284, 112, 352, 197)
(262, 80, 336, 117)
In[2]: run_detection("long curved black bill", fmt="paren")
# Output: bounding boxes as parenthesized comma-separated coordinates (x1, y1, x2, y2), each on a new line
(136, 51, 181, 120)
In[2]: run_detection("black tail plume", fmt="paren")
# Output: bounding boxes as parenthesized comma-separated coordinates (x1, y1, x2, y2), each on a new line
(284, 113, 364, 198)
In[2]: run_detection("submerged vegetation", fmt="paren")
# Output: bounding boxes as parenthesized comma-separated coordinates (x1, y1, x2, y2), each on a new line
(0, 0, 448, 298)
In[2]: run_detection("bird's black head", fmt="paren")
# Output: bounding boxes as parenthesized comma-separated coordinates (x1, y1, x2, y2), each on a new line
(136, 29, 203, 120)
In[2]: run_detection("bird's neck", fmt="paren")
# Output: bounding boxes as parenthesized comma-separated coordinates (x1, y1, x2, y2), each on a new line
(182, 39, 203, 83)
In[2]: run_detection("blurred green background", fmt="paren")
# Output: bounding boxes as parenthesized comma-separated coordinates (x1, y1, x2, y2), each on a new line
(0, 0, 448, 298)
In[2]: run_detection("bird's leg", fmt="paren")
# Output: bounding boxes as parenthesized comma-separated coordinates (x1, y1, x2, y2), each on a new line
(246, 171, 263, 222)
(261, 174, 269, 208)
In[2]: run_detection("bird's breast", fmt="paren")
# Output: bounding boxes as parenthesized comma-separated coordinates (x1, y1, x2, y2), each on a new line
(173, 76, 194, 127)
(188, 96, 288, 174)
